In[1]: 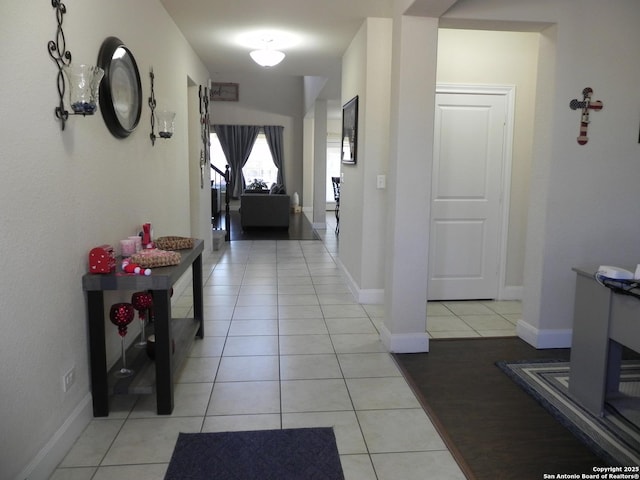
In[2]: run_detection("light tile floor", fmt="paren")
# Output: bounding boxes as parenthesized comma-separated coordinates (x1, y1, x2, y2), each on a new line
(51, 223, 514, 480)
(427, 299, 521, 339)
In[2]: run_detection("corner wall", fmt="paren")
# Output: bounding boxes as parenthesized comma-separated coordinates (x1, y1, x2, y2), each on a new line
(381, 14, 438, 353)
(443, 0, 640, 347)
(339, 18, 393, 303)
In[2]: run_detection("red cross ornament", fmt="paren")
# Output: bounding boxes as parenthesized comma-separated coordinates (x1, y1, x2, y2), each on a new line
(569, 87, 603, 145)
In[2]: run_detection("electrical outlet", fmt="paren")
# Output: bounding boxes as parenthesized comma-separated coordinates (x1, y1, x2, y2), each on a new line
(63, 367, 75, 392)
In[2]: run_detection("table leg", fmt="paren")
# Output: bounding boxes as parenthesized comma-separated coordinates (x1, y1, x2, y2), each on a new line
(569, 273, 611, 417)
(192, 253, 204, 338)
(152, 289, 174, 415)
(87, 290, 109, 417)
(606, 340, 623, 394)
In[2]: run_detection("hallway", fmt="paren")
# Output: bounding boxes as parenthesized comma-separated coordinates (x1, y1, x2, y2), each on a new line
(52, 236, 466, 479)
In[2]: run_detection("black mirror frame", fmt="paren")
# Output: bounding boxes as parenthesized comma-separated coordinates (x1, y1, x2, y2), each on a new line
(97, 36, 142, 138)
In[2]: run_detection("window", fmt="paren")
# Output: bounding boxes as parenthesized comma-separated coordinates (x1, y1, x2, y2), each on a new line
(242, 134, 278, 186)
(326, 133, 341, 203)
(209, 131, 279, 188)
(209, 133, 227, 176)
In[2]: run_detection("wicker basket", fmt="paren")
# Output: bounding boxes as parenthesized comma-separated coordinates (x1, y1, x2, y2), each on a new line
(154, 236, 195, 250)
(130, 249, 181, 268)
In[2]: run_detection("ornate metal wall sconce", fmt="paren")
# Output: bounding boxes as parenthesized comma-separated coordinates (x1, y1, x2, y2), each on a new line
(198, 83, 211, 188)
(149, 68, 175, 146)
(47, 0, 103, 131)
(149, 68, 157, 145)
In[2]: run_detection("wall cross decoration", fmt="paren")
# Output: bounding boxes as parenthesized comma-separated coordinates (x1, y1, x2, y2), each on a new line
(569, 87, 603, 145)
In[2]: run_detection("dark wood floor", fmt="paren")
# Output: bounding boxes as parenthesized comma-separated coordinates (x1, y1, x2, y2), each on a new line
(394, 337, 606, 480)
(212, 206, 319, 241)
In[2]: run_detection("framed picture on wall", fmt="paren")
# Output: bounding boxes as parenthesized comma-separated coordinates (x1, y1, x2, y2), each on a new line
(210, 82, 239, 101)
(341, 95, 358, 164)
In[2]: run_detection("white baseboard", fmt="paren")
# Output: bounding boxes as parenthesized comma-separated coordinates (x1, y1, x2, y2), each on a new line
(356, 288, 384, 305)
(19, 393, 93, 480)
(380, 325, 430, 353)
(517, 320, 572, 349)
(334, 257, 384, 304)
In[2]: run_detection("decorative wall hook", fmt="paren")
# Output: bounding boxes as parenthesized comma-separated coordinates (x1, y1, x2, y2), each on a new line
(47, 0, 71, 130)
(569, 87, 603, 145)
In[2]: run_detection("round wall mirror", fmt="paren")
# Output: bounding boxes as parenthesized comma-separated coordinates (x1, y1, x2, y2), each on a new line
(97, 37, 142, 138)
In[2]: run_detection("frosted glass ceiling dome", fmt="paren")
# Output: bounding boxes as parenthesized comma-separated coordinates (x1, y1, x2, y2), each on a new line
(249, 38, 285, 67)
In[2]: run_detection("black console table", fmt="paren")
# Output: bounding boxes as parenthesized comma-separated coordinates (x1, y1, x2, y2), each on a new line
(82, 239, 204, 416)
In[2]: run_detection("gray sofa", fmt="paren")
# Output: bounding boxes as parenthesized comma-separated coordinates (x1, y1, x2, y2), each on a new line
(240, 193, 290, 229)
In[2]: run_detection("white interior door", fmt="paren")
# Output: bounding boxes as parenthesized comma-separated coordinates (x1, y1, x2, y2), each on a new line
(428, 87, 510, 300)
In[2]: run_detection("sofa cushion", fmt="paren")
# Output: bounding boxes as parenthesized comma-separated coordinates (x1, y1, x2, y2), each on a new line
(240, 194, 290, 228)
(269, 184, 286, 194)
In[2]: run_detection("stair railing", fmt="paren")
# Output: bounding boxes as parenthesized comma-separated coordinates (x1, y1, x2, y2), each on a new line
(211, 164, 231, 241)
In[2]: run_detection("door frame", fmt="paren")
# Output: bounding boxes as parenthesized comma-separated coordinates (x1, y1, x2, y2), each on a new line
(433, 83, 516, 300)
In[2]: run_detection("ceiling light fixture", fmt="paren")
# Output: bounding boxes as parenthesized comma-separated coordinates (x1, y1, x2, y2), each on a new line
(250, 38, 285, 67)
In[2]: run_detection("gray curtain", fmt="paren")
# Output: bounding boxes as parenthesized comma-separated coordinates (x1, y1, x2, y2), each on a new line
(263, 125, 285, 189)
(213, 124, 260, 198)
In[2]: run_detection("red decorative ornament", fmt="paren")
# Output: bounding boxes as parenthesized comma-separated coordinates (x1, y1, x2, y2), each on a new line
(109, 303, 135, 337)
(131, 291, 153, 321)
(89, 245, 116, 273)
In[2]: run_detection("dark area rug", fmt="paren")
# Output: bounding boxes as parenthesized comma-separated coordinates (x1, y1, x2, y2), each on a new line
(164, 427, 344, 480)
(497, 359, 640, 466)
(214, 209, 320, 241)
(393, 337, 606, 480)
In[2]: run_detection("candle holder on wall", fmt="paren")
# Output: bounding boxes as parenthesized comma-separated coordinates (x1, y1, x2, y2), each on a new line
(149, 68, 175, 146)
(47, 0, 103, 131)
(149, 68, 157, 145)
(156, 110, 175, 139)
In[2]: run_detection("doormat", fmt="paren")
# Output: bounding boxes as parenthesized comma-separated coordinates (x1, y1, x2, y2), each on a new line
(164, 427, 344, 480)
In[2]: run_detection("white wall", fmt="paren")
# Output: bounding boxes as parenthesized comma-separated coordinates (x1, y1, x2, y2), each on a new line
(209, 71, 304, 200)
(312, 100, 328, 227)
(442, 0, 640, 347)
(303, 76, 329, 115)
(339, 18, 393, 302)
(188, 80, 214, 244)
(303, 113, 315, 210)
(381, 14, 438, 353)
(436, 28, 540, 294)
(0, 1, 210, 478)
(301, 100, 342, 223)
